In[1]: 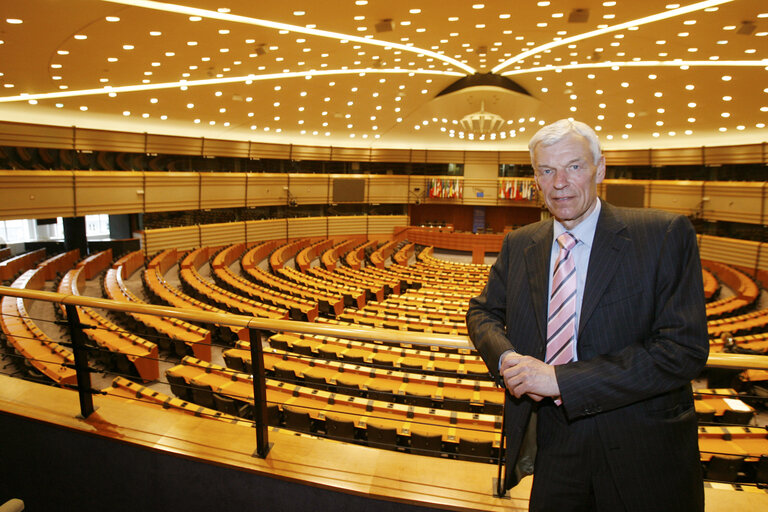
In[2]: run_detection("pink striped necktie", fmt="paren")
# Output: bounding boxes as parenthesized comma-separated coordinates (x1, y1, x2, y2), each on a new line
(545, 232, 578, 366)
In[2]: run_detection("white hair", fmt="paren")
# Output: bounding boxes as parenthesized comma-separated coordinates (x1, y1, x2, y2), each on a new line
(528, 119, 602, 165)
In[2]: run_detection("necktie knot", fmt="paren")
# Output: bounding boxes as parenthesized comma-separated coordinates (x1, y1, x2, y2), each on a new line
(557, 232, 577, 252)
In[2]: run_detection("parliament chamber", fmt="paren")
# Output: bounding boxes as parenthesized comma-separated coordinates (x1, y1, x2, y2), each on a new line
(2, 1, 768, 511)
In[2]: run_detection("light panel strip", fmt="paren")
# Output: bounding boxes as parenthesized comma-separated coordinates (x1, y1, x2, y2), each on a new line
(491, 0, 735, 74)
(500, 60, 768, 77)
(0, 68, 465, 103)
(101, 0, 477, 75)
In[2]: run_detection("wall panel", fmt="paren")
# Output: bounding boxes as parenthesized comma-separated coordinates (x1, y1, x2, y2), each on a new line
(369, 148, 412, 163)
(0, 122, 73, 149)
(368, 215, 407, 235)
(367, 175, 409, 204)
(74, 171, 144, 215)
(703, 182, 763, 224)
(464, 151, 498, 165)
(331, 147, 370, 162)
(202, 138, 249, 158)
(0, 171, 75, 220)
(287, 217, 328, 239)
(425, 150, 462, 164)
(647, 181, 703, 216)
(246, 218, 287, 243)
(75, 129, 145, 153)
(146, 134, 203, 156)
(699, 235, 760, 270)
(200, 173, 247, 210)
(704, 144, 766, 165)
(498, 150, 530, 165)
(327, 215, 367, 237)
(249, 142, 292, 160)
(651, 147, 703, 166)
(200, 222, 245, 247)
(246, 173, 289, 207)
(143, 225, 199, 255)
(605, 149, 651, 166)
(288, 174, 331, 205)
(291, 145, 332, 161)
(144, 172, 200, 212)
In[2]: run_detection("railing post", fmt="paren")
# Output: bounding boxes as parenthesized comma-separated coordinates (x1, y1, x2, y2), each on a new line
(64, 304, 96, 418)
(248, 327, 272, 458)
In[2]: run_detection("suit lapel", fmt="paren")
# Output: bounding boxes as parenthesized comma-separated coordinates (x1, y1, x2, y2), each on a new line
(579, 203, 631, 336)
(524, 222, 553, 356)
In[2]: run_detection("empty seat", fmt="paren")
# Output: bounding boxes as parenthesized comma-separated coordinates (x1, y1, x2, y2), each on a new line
(366, 382, 396, 402)
(403, 390, 433, 408)
(292, 343, 314, 357)
(335, 377, 362, 397)
(269, 338, 290, 351)
(166, 373, 192, 402)
(706, 454, 746, 482)
(213, 392, 248, 417)
(302, 369, 329, 390)
(189, 381, 215, 409)
(410, 429, 443, 456)
(457, 437, 493, 463)
(283, 406, 314, 433)
(719, 409, 753, 425)
(273, 364, 299, 382)
(325, 413, 357, 442)
(223, 352, 245, 373)
(483, 400, 504, 416)
(366, 419, 399, 448)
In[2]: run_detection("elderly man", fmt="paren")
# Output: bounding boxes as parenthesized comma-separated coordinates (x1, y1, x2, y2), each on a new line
(467, 119, 708, 511)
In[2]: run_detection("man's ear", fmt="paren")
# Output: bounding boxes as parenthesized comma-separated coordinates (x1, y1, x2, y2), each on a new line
(595, 155, 606, 184)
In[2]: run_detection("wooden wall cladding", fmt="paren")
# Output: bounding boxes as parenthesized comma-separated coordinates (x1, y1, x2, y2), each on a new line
(498, 150, 531, 165)
(287, 174, 331, 205)
(605, 149, 652, 166)
(246, 219, 287, 242)
(651, 147, 704, 166)
(699, 235, 761, 271)
(328, 215, 367, 237)
(200, 173, 247, 210)
(367, 175, 410, 204)
(202, 138, 250, 159)
(425, 150, 462, 164)
(246, 173, 288, 207)
(290, 145, 332, 161)
(704, 144, 765, 165)
(145, 134, 203, 156)
(0, 121, 764, 165)
(368, 215, 408, 234)
(331, 146, 371, 162)
(249, 142, 292, 160)
(703, 182, 764, 224)
(74, 171, 144, 215)
(74, 129, 145, 153)
(287, 216, 328, 239)
(369, 148, 412, 163)
(144, 172, 200, 212)
(143, 225, 199, 255)
(464, 151, 499, 165)
(647, 181, 703, 216)
(200, 222, 245, 247)
(0, 171, 75, 220)
(0, 122, 73, 150)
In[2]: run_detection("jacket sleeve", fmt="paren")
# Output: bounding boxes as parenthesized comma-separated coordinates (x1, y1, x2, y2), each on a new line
(466, 233, 515, 383)
(556, 214, 709, 419)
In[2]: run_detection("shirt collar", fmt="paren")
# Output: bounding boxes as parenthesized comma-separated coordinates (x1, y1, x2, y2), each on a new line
(552, 198, 601, 249)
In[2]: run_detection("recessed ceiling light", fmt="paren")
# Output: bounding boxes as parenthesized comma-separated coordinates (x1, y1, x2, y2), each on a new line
(410, 9, 421, 14)
(189, 16, 202, 22)
(106, 16, 120, 22)
(74, 34, 87, 40)
(293, 11, 305, 16)
(6, 19, 23, 24)
(149, 31, 162, 36)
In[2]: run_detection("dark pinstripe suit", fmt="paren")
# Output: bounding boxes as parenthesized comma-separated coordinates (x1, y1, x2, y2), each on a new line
(467, 201, 709, 511)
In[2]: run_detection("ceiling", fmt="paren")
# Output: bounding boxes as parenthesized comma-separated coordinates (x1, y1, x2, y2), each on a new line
(0, 0, 766, 151)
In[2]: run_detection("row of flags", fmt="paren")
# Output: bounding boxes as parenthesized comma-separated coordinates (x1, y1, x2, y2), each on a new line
(499, 179, 537, 201)
(428, 178, 463, 199)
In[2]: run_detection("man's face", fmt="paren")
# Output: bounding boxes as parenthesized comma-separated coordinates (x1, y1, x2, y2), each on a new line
(532, 132, 605, 230)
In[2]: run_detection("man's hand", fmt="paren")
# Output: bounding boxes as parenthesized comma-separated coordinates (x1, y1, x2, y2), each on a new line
(500, 352, 561, 401)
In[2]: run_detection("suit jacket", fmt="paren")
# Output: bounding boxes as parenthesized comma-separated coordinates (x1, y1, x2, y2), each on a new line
(467, 201, 709, 511)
